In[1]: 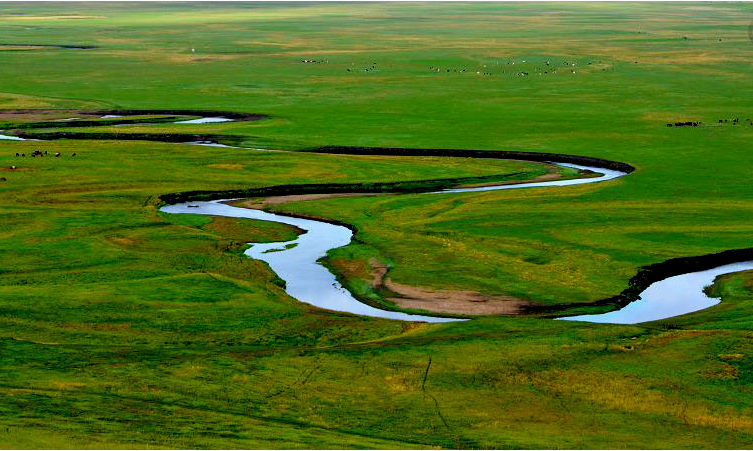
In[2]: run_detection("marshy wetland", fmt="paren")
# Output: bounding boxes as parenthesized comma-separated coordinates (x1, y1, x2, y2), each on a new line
(2, 2, 753, 449)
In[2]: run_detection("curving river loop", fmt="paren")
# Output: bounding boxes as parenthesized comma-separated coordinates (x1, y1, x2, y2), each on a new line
(2, 114, 742, 324)
(162, 162, 632, 323)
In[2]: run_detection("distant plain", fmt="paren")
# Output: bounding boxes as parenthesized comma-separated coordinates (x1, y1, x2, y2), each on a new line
(1, 2, 753, 448)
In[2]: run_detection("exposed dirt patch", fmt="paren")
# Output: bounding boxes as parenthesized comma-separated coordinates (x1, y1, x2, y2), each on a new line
(369, 258, 529, 315)
(0, 45, 48, 50)
(232, 192, 386, 209)
(0, 108, 266, 121)
(454, 163, 562, 188)
(107, 236, 139, 248)
(702, 361, 739, 380)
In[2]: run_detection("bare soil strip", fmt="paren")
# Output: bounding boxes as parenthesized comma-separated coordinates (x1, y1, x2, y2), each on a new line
(232, 193, 387, 209)
(369, 258, 530, 315)
(454, 162, 563, 188)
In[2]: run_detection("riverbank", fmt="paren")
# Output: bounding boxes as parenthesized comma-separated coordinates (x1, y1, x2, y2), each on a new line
(162, 160, 628, 320)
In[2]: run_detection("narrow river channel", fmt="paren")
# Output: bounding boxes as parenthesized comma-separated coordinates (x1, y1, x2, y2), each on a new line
(3, 121, 738, 324)
(162, 162, 641, 323)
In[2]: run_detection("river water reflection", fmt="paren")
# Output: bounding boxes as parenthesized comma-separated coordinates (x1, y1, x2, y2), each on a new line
(162, 162, 632, 322)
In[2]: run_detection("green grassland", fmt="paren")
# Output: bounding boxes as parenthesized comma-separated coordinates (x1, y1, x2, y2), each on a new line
(2, 2, 753, 448)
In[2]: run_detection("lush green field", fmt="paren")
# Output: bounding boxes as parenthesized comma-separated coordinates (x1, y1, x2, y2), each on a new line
(2, 2, 753, 448)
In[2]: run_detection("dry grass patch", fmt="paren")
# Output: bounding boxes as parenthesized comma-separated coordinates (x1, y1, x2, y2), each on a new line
(207, 163, 244, 170)
(1, 15, 106, 20)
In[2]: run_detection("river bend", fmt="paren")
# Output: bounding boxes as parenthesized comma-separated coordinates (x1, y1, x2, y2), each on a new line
(162, 162, 631, 322)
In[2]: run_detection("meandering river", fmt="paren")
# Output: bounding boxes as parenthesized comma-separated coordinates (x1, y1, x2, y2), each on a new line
(162, 163, 643, 323)
(1, 119, 740, 324)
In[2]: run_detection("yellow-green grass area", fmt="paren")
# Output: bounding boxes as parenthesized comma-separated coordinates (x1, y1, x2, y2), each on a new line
(0, 138, 563, 448)
(0, 114, 183, 128)
(272, 162, 753, 313)
(1, 142, 752, 450)
(1, 1, 753, 448)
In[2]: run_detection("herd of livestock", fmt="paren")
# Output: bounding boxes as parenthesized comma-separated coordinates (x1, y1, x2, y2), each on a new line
(667, 118, 753, 127)
(13, 149, 76, 158)
(1, 150, 77, 182)
(426, 60, 591, 77)
(320, 58, 608, 76)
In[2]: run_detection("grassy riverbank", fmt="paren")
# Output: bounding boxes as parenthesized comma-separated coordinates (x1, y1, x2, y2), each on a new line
(2, 2, 753, 448)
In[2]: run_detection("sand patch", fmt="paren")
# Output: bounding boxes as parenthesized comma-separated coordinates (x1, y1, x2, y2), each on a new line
(233, 192, 385, 209)
(369, 258, 529, 315)
(454, 163, 562, 188)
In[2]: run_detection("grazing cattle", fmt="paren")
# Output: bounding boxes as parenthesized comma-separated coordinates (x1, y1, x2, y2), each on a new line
(55, 152, 60, 157)
(10, 166, 16, 170)
(71, 153, 76, 157)
(667, 123, 673, 127)
(0, 177, 6, 182)
(21, 153, 25, 157)
(15, 153, 19, 157)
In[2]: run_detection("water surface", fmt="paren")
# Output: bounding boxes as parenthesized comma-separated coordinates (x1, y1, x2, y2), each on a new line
(161, 200, 455, 322)
(439, 162, 625, 193)
(560, 261, 753, 324)
(0, 133, 24, 141)
(162, 162, 628, 321)
(175, 117, 233, 124)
